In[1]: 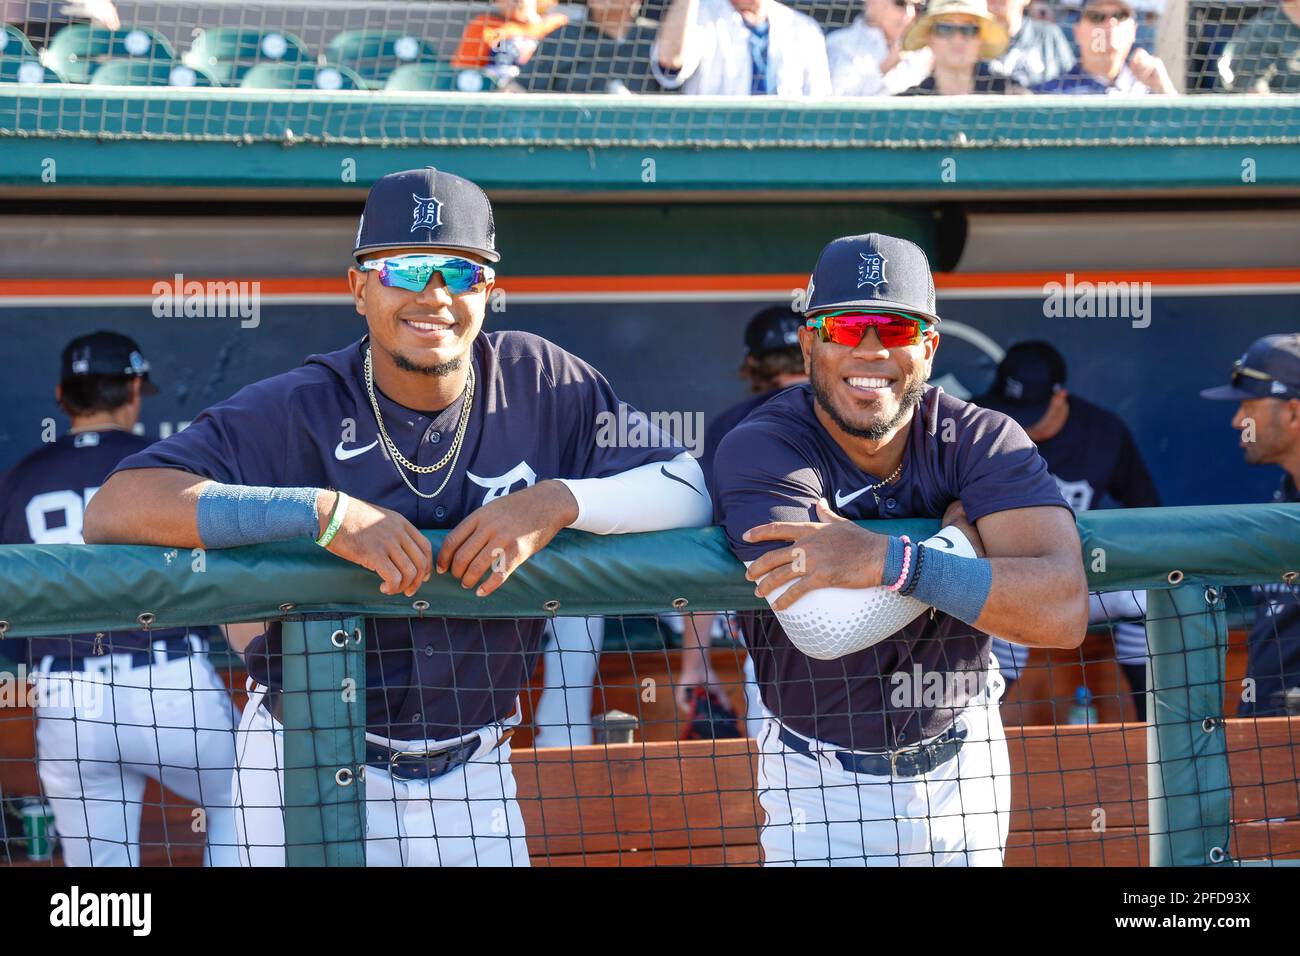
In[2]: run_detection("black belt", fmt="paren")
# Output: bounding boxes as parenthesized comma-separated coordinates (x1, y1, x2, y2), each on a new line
(39, 636, 205, 673)
(777, 722, 967, 779)
(260, 688, 496, 782)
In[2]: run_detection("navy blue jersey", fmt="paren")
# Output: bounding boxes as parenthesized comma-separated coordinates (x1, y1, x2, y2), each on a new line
(700, 389, 785, 491)
(112, 331, 685, 741)
(1033, 396, 1160, 511)
(0, 429, 214, 664)
(1242, 474, 1300, 717)
(713, 384, 1069, 750)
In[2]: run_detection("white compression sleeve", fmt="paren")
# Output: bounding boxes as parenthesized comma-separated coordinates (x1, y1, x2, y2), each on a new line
(555, 452, 711, 534)
(753, 525, 978, 661)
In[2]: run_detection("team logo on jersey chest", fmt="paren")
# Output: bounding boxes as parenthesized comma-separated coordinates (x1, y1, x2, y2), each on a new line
(411, 194, 443, 232)
(468, 460, 537, 505)
(857, 252, 887, 290)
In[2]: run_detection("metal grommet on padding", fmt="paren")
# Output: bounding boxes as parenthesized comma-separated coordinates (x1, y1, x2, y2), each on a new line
(1284, 571, 1299, 586)
(330, 629, 348, 648)
(138, 612, 155, 629)
(543, 600, 561, 613)
(0, 621, 8, 638)
(335, 767, 354, 787)
(413, 599, 430, 615)
(351, 627, 363, 644)
(1208, 846, 1226, 864)
(1204, 587, 1221, 606)
(671, 597, 689, 610)
(279, 603, 296, 613)
(1167, 570, 1184, 585)
(1201, 716, 1220, 733)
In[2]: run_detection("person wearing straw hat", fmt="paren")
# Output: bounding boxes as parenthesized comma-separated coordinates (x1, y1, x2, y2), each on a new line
(898, 0, 1018, 94)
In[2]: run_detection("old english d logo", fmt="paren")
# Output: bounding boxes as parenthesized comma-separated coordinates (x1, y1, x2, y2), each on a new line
(468, 461, 537, 505)
(412, 194, 442, 232)
(857, 252, 887, 290)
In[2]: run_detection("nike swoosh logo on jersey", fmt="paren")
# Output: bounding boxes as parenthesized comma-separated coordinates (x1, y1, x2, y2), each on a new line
(834, 486, 873, 509)
(334, 440, 378, 461)
(660, 464, 705, 496)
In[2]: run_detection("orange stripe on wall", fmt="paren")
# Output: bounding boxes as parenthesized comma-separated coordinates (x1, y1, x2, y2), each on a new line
(1, 269, 1299, 298)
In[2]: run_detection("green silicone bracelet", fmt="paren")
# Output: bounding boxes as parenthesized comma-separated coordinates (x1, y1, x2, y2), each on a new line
(315, 491, 349, 548)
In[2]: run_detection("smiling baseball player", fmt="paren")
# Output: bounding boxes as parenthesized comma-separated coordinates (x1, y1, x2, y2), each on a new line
(711, 233, 1089, 866)
(83, 167, 712, 866)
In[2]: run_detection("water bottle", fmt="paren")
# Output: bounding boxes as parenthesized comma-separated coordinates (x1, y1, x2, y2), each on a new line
(1067, 685, 1098, 725)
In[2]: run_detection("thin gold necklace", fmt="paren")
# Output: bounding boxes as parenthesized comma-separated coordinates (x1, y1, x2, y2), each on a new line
(363, 346, 474, 500)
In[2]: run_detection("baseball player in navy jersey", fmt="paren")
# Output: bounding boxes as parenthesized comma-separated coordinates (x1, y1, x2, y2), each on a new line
(978, 342, 1160, 718)
(711, 234, 1089, 866)
(83, 167, 712, 866)
(0, 332, 238, 866)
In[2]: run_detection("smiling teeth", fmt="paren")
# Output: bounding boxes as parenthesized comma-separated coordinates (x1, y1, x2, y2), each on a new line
(848, 376, 892, 389)
(406, 321, 444, 331)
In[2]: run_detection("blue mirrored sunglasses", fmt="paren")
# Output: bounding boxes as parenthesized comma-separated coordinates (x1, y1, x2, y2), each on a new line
(359, 254, 494, 295)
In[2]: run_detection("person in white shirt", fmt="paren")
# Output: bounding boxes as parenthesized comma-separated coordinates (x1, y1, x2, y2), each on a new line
(827, 0, 933, 96)
(1033, 0, 1173, 93)
(653, 0, 831, 96)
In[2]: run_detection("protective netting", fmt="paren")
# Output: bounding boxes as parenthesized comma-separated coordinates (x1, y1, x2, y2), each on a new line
(1, 0, 1298, 149)
(1, 581, 1296, 866)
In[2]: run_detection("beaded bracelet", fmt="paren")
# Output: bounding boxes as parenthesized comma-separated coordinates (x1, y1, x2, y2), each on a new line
(886, 535, 912, 591)
(901, 542, 926, 596)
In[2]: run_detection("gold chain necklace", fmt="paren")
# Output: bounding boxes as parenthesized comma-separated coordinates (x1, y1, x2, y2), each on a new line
(868, 460, 904, 505)
(363, 346, 475, 500)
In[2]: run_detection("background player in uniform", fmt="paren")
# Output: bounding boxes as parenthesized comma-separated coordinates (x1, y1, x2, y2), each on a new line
(679, 305, 807, 734)
(712, 234, 1089, 865)
(83, 168, 712, 866)
(1201, 333, 1300, 716)
(0, 332, 238, 866)
(977, 341, 1160, 718)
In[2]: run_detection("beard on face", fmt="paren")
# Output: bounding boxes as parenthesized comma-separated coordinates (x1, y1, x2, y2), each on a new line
(810, 358, 927, 441)
(387, 344, 463, 377)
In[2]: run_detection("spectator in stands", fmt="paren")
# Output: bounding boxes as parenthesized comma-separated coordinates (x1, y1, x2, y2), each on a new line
(515, 0, 664, 93)
(2, 0, 118, 48)
(977, 342, 1161, 719)
(452, 0, 569, 81)
(987, 0, 1076, 86)
(681, 305, 808, 735)
(1033, 0, 1175, 93)
(1202, 333, 1300, 717)
(652, 0, 832, 96)
(898, 0, 1017, 94)
(1217, 0, 1300, 93)
(826, 0, 933, 96)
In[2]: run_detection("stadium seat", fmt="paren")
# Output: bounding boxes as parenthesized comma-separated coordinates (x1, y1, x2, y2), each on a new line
(40, 25, 175, 84)
(238, 62, 365, 91)
(90, 58, 218, 87)
(0, 55, 61, 84)
(182, 28, 310, 85)
(384, 62, 479, 92)
(1, 25, 36, 59)
(325, 31, 441, 87)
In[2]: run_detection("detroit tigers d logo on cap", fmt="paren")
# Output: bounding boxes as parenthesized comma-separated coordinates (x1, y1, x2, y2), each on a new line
(411, 194, 443, 232)
(857, 252, 887, 290)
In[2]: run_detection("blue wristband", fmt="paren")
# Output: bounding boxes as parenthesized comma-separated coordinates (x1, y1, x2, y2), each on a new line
(196, 483, 322, 549)
(908, 547, 993, 626)
(880, 535, 908, 587)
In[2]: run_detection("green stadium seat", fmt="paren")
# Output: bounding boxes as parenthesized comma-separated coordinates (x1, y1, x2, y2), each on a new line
(325, 30, 440, 87)
(384, 62, 481, 92)
(0, 55, 61, 84)
(1, 25, 37, 59)
(40, 25, 175, 84)
(90, 58, 218, 87)
(183, 28, 309, 85)
(238, 62, 365, 91)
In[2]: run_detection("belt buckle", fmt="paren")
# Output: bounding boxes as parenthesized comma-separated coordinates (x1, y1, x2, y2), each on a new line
(889, 741, 925, 777)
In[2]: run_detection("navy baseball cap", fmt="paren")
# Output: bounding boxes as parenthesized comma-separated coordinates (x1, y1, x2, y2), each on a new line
(353, 167, 499, 264)
(1201, 333, 1300, 402)
(979, 341, 1067, 428)
(744, 306, 802, 357)
(61, 331, 159, 394)
(803, 233, 939, 323)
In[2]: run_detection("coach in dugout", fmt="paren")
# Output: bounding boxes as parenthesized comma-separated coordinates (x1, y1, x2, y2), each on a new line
(711, 233, 1088, 866)
(0, 332, 237, 866)
(1201, 333, 1300, 718)
(83, 167, 712, 867)
(977, 341, 1160, 720)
